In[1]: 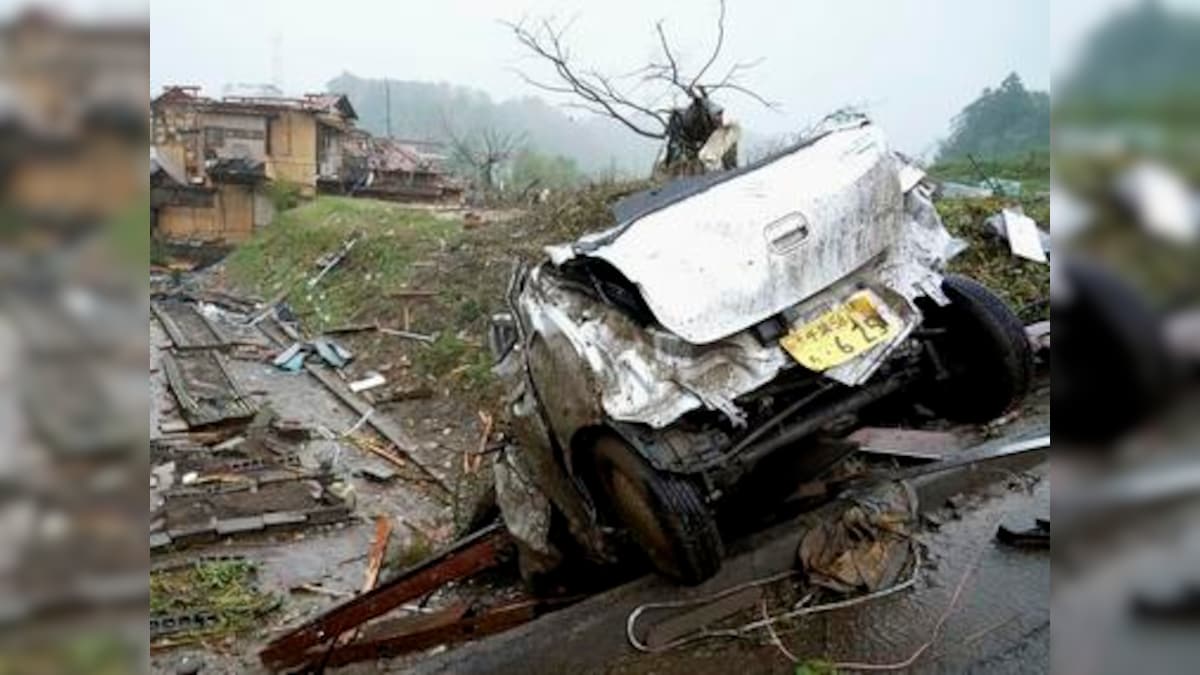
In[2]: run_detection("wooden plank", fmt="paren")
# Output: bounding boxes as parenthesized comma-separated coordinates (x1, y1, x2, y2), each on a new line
(362, 516, 393, 593)
(151, 302, 188, 347)
(162, 350, 257, 428)
(152, 301, 228, 349)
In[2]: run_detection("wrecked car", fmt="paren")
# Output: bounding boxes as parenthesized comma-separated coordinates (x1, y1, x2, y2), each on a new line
(488, 115, 1033, 585)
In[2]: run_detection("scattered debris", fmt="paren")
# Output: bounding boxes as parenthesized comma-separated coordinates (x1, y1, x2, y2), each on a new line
(798, 482, 917, 593)
(983, 208, 1049, 263)
(378, 327, 436, 344)
(161, 351, 258, 427)
(1131, 584, 1200, 621)
(1025, 320, 1050, 357)
(464, 411, 493, 475)
(153, 300, 229, 349)
(349, 372, 387, 393)
(259, 524, 538, 671)
(312, 336, 354, 368)
(308, 234, 361, 290)
(357, 464, 398, 483)
(272, 342, 305, 369)
(1114, 161, 1199, 244)
(291, 583, 351, 599)
(260, 318, 451, 492)
(376, 385, 435, 404)
(995, 518, 1050, 549)
(939, 181, 994, 199)
(362, 516, 394, 593)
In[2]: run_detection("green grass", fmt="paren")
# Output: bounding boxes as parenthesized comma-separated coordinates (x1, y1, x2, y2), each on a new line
(150, 560, 277, 640)
(936, 194, 1051, 322)
(929, 151, 1050, 194)
(226, 196, 462, 332)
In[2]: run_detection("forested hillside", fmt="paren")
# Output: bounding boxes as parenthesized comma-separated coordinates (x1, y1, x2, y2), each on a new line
(326, 72, 658, 176)
(937, 72, 1049, 163)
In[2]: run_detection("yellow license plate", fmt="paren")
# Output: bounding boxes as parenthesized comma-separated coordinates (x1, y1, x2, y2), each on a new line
(779, 291, 899, 372)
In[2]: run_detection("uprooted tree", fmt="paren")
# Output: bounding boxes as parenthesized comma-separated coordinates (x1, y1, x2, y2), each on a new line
(508, 0, 775, 176)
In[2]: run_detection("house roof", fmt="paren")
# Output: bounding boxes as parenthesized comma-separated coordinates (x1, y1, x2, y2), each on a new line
(153, 86, 358, 121)
(303, 93, 357, 120)
(367, 138, 447, 174)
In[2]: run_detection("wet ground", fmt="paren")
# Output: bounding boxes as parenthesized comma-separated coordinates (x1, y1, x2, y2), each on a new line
(604, 468, 1050, 674)
(148, 281, 1051, 674)
(149, 298, 482, 674)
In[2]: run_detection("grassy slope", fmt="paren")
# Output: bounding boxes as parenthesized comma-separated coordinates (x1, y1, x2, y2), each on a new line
(226, 196, 463, 331)
(226, 186, 647, 401)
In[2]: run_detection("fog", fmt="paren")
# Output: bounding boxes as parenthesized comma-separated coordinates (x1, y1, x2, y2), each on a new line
(150, 0, 1049, 158)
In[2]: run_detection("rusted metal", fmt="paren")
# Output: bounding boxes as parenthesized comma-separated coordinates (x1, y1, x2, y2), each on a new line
(315, 597, 578, 668)
(258, 523, 513, 671)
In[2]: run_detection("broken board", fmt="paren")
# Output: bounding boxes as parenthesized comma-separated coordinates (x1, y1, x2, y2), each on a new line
(152, 300, 228, 349)
(162, 350, 257, 427)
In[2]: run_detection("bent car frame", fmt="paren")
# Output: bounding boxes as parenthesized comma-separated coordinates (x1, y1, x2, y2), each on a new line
(488, 115, 1033, 585)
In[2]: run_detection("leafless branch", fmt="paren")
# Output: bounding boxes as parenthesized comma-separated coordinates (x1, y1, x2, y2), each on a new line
(507, 18, 668, 139)
(654, 20, 691, 98)
(707, 81, 781, 109)
(688, 0, 727, 91)
(506, 0, 777, 169)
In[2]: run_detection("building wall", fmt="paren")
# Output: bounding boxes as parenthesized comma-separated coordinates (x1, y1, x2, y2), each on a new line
(198, 111, 268, 161)
(156, 182, 258, 243)
(317, 122, 344, 179)
(267, 109, 318, 195)
(152, 101, 204, 182)
(6, 135, 146, 220)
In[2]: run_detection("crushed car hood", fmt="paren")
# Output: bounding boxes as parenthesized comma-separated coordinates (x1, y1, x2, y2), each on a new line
(548, 120, 904, 345)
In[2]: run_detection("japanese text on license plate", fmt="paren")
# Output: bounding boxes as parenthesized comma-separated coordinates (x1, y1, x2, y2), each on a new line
(779, 290, 899, 372)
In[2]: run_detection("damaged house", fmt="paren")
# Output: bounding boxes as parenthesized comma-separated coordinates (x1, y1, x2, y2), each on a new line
(150, 86, 359, 243)
(331, 135, 462, 202)
(0, 10, 148, 225)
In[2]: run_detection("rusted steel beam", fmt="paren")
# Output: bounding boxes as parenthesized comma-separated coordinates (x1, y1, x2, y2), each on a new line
(316, 597, 577, 668)
(259, 524, 512, 670)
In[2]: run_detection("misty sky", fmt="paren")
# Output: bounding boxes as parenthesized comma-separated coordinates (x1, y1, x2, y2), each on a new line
(147, 0, 1058, 157)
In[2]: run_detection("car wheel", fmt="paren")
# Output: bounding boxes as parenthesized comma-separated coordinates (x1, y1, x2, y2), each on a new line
(920, 274, 1034, 423)
(591, 435, 723, 585)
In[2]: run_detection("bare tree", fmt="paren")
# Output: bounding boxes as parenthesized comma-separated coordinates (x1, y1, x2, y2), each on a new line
(443, 122, 527, 192)
(507, 0, 776, 174)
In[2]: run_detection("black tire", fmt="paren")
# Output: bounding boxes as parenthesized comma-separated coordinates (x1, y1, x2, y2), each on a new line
(921, 274, 1034, 423)
(1053, 257, 1174, 444)
(591, 435, 723, 585)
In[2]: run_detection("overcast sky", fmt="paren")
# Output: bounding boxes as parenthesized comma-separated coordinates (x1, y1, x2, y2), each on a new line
(144, 0, 1062, 156)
